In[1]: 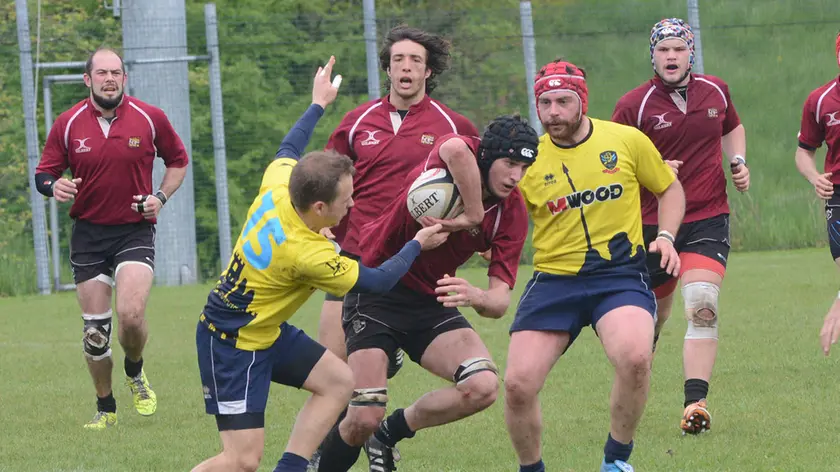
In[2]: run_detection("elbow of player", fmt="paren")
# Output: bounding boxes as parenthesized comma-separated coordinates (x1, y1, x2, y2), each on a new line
(478, 304, 507, 319)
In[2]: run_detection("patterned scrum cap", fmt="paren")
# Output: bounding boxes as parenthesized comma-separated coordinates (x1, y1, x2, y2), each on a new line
(649, 18, 695, 70)
(533, 60, 588, 115)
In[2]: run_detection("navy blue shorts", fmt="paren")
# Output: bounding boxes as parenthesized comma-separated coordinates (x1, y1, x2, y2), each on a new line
(511, 270, 657, 347)
(195, 320, 326, 418)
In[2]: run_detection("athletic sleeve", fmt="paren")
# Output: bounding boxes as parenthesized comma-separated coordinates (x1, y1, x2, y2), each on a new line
(798, 91, 824, 150)
(276, 104, 325, 160)
(152, 108, 189, 168)
(488, 199, 528, 290)
(632, 131, 675, 195)
(351, 240, 422, 293)
(298, 244, 361, 298)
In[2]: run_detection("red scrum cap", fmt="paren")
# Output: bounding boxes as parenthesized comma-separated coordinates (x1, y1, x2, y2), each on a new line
(533, 60, 588, 116)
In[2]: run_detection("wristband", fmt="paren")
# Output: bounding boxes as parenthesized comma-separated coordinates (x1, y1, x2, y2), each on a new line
(730, 155, 746, 168)
(155, 190, 168, 206)
(656, 230, 675, 244)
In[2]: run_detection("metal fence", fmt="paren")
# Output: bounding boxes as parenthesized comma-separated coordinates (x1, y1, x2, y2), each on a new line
(4, 0, 840, 296)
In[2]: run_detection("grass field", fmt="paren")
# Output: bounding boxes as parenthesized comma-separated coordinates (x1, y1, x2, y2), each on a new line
(2, 247, 840, 471)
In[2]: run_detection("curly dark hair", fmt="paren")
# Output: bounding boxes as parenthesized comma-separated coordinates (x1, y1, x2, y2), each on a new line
(379, 25, 451, 95)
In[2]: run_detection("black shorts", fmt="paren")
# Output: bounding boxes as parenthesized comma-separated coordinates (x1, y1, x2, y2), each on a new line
(69, 219, 156, 284)
(642, 213, 730, 289)
(343, 282, 473, 364)
(826, 189, 840, 260)
(324, 250, 360, 302)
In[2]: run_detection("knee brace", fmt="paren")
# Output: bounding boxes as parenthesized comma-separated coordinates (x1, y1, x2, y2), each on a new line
(349, 387, 388, 408)
(682, 282, 720, 340)
(82, 310, 113, 360)
(453, 357, 499, 385)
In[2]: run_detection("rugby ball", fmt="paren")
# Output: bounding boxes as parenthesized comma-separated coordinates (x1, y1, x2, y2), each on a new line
(406, 168, 464, 222)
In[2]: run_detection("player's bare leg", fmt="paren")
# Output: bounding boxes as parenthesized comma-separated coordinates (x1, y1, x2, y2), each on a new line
(503, 330, 568, 469)
(819, 259, 840, 355)
(192, 428, 265, 472)
(366, 328, 498, 469)
(652, 291, 675, 352)
(77, 276, 116, 429)
(596, 305, 655, 468)
(680, 269, 722, 434)
(115, 262, 156, 416)
(317, 349, 389, 472)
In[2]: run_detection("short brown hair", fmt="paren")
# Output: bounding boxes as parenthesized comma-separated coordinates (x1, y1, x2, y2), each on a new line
(85, 47, 125, 77)
(289, 150, 356, 210)
(379, 25, 451, 94)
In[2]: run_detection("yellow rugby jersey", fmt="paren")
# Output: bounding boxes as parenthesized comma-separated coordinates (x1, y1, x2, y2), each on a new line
(519, 118, 675, 276)
(201, 158, 360, 350)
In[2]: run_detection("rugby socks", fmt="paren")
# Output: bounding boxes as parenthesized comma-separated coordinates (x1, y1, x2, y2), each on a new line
(124, 356, 143, 378)
(684, 378, 709, 407)
(273, 452, 308, 472)
(603, 433, 633, 464)
(316, 424, 362, 472)
(374, 408, 415, 447)
(520, 459, 545, 472)
(97, 392, 117, 413)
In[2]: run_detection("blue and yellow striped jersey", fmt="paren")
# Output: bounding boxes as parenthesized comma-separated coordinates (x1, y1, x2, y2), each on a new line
(519, 118, 675, 276)
(201, 158, 360, 350)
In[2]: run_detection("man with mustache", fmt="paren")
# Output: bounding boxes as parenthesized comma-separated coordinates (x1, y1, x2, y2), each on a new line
(504, 59, 685, 472)
(796, 32, 840, 356)
(34, 47, 189, 429)
(612, 18, 749, 435)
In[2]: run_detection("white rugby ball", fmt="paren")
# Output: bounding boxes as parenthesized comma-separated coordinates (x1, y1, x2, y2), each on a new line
(406, 168, 464, 222)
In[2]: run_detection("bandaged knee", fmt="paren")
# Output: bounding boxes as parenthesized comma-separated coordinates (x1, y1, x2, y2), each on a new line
(453, 357, 499, 385)
(682, 282, 719, 340)
(350, 387, 388, 407)
(82, 310, 113, 360)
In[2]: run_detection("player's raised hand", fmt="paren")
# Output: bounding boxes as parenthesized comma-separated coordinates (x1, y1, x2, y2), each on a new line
(666, 160, 683, 176)
(812, 172, 833, 200)
(312, 55, 342, 109)
(730, 162, 750, 192)
(413, 223, 448, 250)
(649, 236, 680, 277)
(53, 177, 82, 202)
(820, 310, 840, 356)
(435, 274, 480, 309)
(319, 227, 336, 240)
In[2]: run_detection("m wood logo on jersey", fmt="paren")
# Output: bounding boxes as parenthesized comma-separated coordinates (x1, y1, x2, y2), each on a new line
(128, 136, 141, 148)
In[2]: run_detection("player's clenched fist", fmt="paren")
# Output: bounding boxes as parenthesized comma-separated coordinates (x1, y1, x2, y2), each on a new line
(53, 177, 82, 203)
(649, 233, 680, 277)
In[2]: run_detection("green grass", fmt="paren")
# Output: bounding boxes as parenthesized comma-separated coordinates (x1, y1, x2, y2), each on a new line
(2, 248, 839, 471)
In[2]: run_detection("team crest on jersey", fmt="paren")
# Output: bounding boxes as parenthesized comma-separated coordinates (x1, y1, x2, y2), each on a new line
(599, 151, 620, 174)
(546, 184, 624, 215)
(421, 133, 435, 145)
(543, 173, 557, 187)
(128, 136, 141, 148)
(707, 108, 719, 118)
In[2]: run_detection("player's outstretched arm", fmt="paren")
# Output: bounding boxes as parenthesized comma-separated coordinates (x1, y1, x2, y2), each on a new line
(435, 275, 510, 319)
(275, 55, 342, 161)
(350, 224, 448, 294)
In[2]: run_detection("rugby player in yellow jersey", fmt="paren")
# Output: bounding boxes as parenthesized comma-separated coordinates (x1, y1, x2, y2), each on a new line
(191, 57, 447, 472)
(502, 60, 686, 472)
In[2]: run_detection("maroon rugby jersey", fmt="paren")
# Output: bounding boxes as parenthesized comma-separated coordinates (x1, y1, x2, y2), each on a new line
(37, 96, 188, 225)
(326, 94, 478, 256)
(612, 74, 741, 224)
(798, 76, 840, 184)
(361, 134, 528, 296)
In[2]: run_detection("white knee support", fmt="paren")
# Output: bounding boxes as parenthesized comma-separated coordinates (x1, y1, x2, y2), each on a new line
(82, 310, 113, 360)
(453, 357, 499, 385)
(349, 387, 388, 408)
(683, 282, 720, 340)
